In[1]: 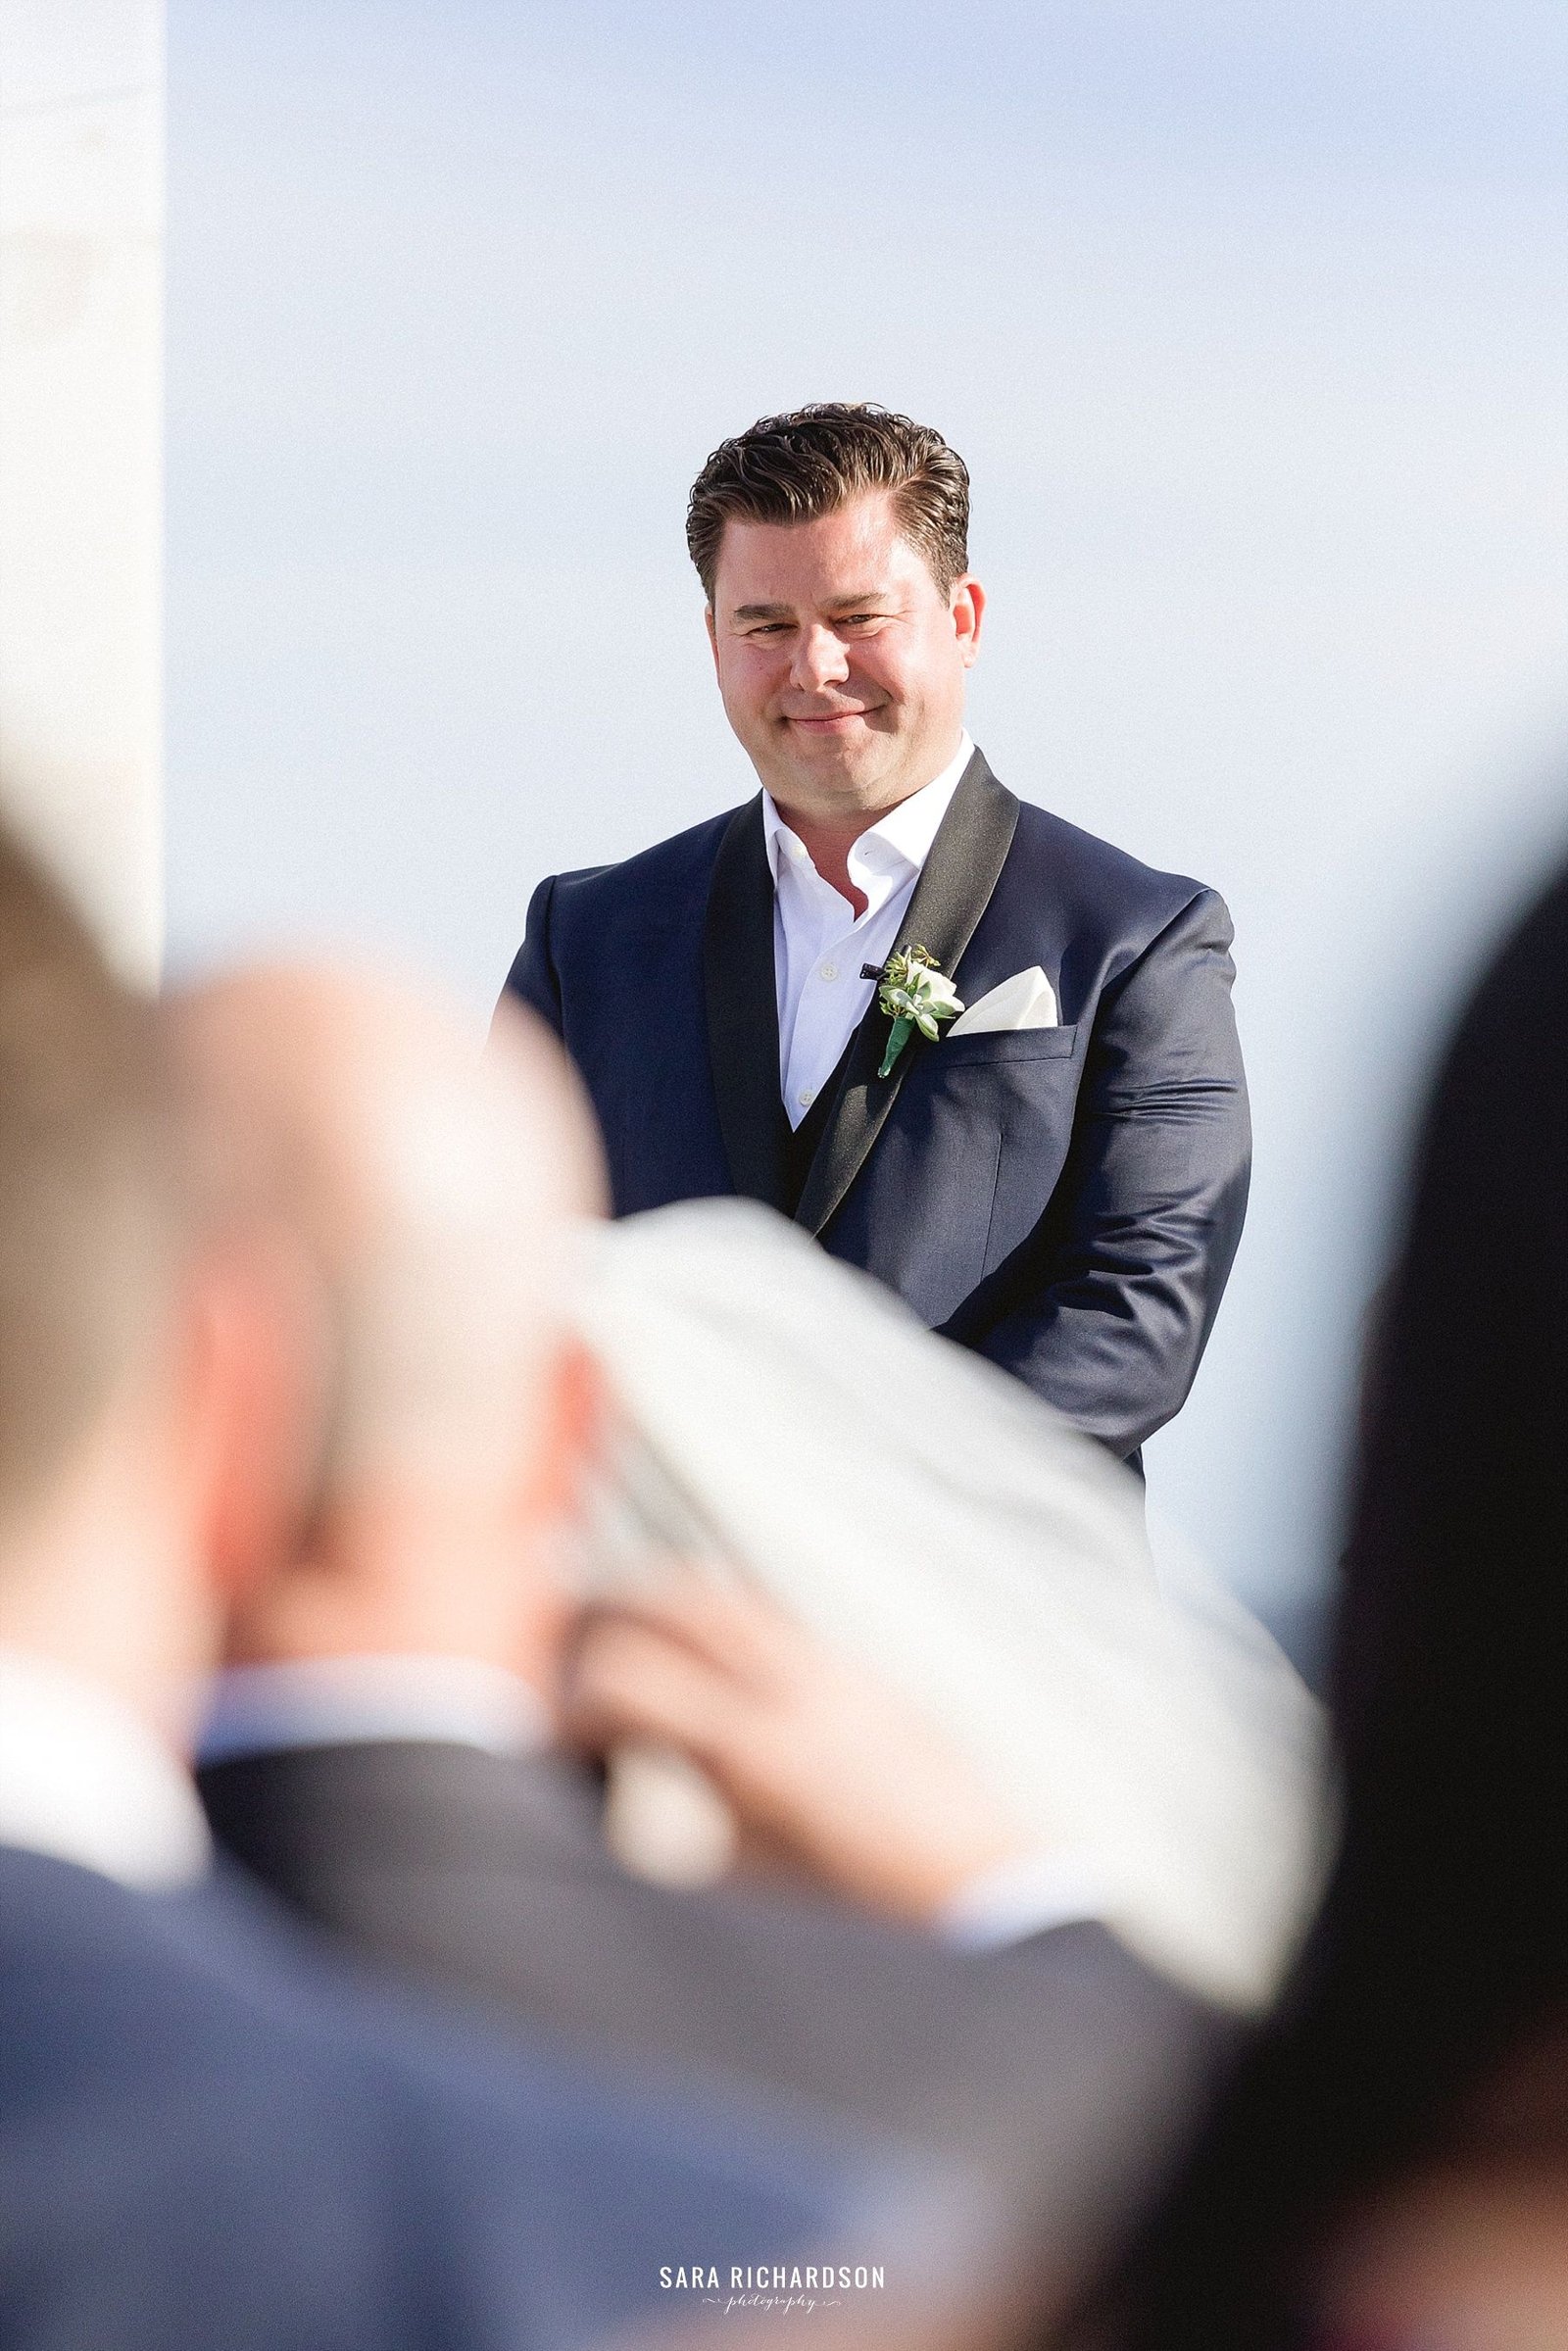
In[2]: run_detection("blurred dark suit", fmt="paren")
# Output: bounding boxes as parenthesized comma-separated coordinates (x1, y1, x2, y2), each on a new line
(0, 1842, 889, 2351)
(200, 1735, 1234, 2245)
(1077, 858, 1568, 2347)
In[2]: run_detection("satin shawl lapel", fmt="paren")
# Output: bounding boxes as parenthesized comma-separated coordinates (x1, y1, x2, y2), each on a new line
(703, 796, 789, 1210)
(793, 752, 1021, 1238)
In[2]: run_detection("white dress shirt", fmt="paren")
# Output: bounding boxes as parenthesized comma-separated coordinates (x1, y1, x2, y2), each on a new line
(198, 1653, 551, 1765)
(764, 733, 973, 1128)
(0, 1647, 211, 1888)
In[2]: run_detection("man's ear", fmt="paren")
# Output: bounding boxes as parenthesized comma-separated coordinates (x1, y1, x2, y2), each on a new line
(170, 1230, 328, 1617)
(506, 1339, 606, 1690)
(705, 602, 721, 679)
(520, 1336, 605, 1525)
(951, 573, 985, 664)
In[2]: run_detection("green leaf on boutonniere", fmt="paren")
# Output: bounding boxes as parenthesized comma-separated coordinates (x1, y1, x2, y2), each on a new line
(873, 946, 964, 1079)
(877, 1015, 915, 1079)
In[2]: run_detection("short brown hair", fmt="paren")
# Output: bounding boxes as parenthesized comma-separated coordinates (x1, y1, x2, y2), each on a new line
(686, 403, 970, 604)
(0, 813, 166, 1524)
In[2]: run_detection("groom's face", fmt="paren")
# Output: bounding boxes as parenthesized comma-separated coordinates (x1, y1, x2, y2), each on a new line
(706, 491, 983, 828)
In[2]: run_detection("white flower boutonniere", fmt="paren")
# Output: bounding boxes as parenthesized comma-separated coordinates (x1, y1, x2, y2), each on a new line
(868, 946, 964, 1079)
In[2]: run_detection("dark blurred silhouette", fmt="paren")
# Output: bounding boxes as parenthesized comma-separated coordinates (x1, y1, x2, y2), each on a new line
(0, 819, 915, 2351)
(1068, 857, 1568, 2349)
(183, 964, 1230, 2304)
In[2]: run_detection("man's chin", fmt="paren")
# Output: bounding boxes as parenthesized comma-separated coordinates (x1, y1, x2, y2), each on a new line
(770, 731, 895, 799)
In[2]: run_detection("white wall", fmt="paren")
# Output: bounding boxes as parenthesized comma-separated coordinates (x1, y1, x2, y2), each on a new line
(0, 0, 163, 981)
(165, 3, 1568, 1633)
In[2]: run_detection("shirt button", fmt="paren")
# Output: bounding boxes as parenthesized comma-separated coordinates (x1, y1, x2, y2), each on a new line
(798, 1088, 814, 1107)
(818, 961, 838, 982)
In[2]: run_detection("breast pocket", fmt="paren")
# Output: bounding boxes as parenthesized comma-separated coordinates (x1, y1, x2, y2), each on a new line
(938, 1023, 1078, 1068)
(869, 1026, 1082, 1310)
(916, 1026, 1084, 1284)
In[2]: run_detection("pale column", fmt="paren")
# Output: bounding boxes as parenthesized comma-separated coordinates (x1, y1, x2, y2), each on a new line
(0, 0, 164, 982)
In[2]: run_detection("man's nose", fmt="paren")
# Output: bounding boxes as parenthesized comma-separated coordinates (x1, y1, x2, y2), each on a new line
(789, 623, 851, 694)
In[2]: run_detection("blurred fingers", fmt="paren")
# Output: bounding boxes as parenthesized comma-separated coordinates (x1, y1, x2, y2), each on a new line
(561, 1613, 761, 1778)
(571, 1571, 815, 1699)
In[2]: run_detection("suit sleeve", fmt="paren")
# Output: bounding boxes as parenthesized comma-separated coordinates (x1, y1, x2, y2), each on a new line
(969, 888, 1251, 1459)
(497, 875, 564, 1040)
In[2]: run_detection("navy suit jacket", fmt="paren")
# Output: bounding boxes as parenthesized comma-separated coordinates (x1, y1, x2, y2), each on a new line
(505, 750, 1250, 1458)
(0, 1845, 900, 2351)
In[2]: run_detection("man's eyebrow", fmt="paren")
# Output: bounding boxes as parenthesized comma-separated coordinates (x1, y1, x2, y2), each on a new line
(729, 589, 892, 621)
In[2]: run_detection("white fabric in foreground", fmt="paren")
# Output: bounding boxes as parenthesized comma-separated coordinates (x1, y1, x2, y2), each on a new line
(570, 1200, 1329, 2014)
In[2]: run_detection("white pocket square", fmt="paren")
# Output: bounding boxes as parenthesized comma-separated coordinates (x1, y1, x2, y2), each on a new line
(948, 966, 1058, 1037)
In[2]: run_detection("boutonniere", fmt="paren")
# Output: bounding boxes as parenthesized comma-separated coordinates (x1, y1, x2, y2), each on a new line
(862, 946, 965, 1079)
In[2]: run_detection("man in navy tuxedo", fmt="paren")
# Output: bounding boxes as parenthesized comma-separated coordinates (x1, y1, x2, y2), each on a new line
(0, 819, 932, 2351)
(504, 405, 1250, 1461)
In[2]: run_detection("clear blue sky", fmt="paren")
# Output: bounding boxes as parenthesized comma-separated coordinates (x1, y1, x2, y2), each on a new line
(166, 1, 1568, 1628)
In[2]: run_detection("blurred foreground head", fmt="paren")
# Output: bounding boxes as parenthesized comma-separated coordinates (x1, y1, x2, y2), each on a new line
(0, 819, 264, 1737)
(0, 829, 161, 1522)
(166, 969, 606, 1667)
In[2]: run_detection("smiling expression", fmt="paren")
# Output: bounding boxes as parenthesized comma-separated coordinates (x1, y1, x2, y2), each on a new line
(706, 491, 984, 833)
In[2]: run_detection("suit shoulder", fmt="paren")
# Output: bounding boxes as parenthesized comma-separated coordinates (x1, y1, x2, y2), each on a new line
(1008, 799, 1216, 924)
(546, 806, 747, 910)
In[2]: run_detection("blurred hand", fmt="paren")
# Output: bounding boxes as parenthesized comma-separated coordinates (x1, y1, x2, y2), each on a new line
(558, 1574, 1038, 1925)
